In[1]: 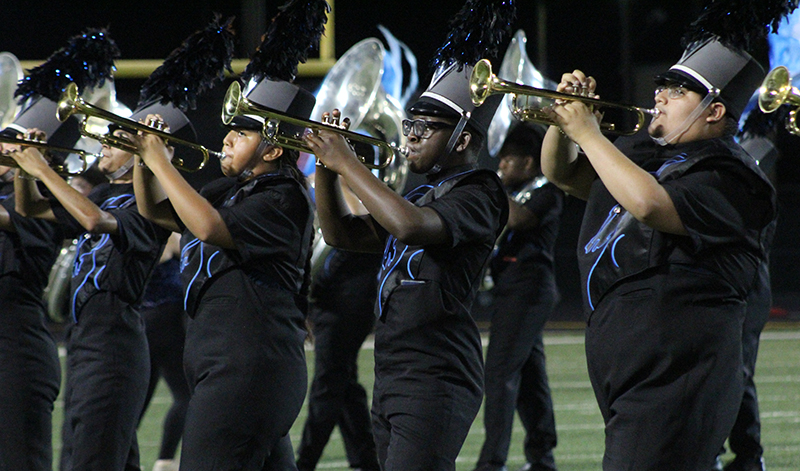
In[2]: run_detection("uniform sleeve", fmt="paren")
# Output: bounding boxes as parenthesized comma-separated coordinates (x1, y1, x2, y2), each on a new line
(523, 183, 564, 224)
(426, 175, 507, 249)
(217, 182, 311, 264)
(662, 158, 774, 252)
(111, 206, 172, 253)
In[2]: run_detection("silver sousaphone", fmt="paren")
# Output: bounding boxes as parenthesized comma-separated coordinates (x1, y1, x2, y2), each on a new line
(486, 29, 556, 157)
(308, 36, 412, 281)
(0, 52, 23, 130)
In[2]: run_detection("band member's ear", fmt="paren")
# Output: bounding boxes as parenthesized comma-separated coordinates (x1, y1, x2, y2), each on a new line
(455, 131, 472, 153)
(707, 102, 727, 124)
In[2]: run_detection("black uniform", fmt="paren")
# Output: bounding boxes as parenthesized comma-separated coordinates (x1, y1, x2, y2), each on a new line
(477, 180, 563, 470)
(372, 165, 508, 471)
(0, 181, 62, 471)
(296, 248, 381, 471)
(577, 136, 776, 470)
(55, 182, 171, 471)
(725, 240, 774, 465)
(137, 257, 189, 462)
(177, 169, 314, 471)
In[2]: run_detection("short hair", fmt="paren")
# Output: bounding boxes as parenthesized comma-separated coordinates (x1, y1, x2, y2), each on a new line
(499, 124, 545, 159)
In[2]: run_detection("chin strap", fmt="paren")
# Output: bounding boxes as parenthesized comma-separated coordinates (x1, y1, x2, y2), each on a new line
(652, 90, 718, 146)
(0, 168, 14, 182)
(106, 156, 135, 181)
(238, 138, 271, 182)
(429, 111, 471, 176)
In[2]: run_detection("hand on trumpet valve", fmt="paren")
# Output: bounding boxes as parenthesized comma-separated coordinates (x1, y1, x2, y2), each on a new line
(305, 109, 358, 173)
(131, 114, 175, 169)
(7, 129, 51, 179)
(143, 114, 170, 133)
(321, 109, 351, 130)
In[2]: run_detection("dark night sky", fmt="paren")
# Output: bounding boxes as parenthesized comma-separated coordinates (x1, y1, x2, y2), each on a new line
(2, 0, 714, 165)
(4, 1, 798, 309)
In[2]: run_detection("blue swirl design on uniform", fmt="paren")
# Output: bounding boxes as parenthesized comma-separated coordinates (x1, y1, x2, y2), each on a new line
(181, 236, 221, 311)
(583, 205, 624, 311)
(70, 193, 134, 322)
(376, 169, 475, 318)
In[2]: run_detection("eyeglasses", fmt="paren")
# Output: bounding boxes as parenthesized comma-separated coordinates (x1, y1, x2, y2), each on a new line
(654, 83, 688, 99)
(401, 119, 455, 139)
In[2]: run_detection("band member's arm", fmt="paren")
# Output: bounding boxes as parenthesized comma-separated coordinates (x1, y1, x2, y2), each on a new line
(12, 148, 119, 233)
(540, 71, 598, 200)
(133, 154, 181, 233)
(506, 199, 538, 231)
(134, 130, 235, 249)
(545, 70, 686, 235)
(307, 132, 449, 248)
(312, 165, 386, 252)
(0, 205, 11, 232)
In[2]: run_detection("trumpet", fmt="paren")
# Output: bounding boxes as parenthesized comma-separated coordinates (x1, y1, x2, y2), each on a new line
(758, 65, 800, 136)
(56, 82, 222, 172)
(469, 59, 660, 135)
(221, 81, 407, 170)
(0, 135, 92, 175)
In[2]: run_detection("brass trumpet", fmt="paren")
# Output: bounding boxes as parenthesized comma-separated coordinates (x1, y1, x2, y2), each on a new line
(0, 135, 92, 175)
(221, 81, 407, 170)
(469, 59, 660, 135)
(56, 82, 221, 172)
(758, 65, 800, 136)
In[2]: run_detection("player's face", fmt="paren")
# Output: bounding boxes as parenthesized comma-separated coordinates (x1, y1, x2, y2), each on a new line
(648, 83, 706, 142)
(221, 128, 264, 177)
(497, 153, 533, 187)
(402, 115, 457, 174)
(98, 129, 135, 175)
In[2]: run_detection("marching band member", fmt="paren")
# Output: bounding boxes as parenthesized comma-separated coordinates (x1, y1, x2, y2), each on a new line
(11, 18, 232, 471)
(306, 1, 514, 468)
(539, 1, 793, 467)
(131, 2, 327, 468)
(473, 123, 563, 471)
(0, 28, 118, 471)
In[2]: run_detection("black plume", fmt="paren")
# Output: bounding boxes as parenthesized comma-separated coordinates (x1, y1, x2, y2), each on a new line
(241, 0, 330, 84)
(430, 0, 516, 73)
(15, 28, 120, 103)
(138, 14, 235, 112)
(683, 0, 800, 51)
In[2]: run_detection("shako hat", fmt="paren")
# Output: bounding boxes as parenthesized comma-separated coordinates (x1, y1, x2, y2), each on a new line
(408, 0, 516, 152)
(229, 0, 329, 140)
(0, 28, 119, 148)
(655, 0, 799, 120)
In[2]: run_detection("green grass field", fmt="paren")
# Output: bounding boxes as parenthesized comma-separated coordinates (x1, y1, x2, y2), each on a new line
(53, 326, 800, 471)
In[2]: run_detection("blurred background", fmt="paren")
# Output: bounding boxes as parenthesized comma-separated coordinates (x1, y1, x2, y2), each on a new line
(3, 0, 798, 323)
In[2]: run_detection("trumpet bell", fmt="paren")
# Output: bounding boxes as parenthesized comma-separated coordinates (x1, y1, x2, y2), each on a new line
(486, 30, 556, 156)
(759, 65, 797, 113)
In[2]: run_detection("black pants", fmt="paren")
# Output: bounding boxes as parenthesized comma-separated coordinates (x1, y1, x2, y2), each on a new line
(296, 303, 378, 470)
(477, 269, 557, 468)
(180, 276, 307, 471)
(372, 390, 481, 471)
(727, 263, 771, 460)
(585, 274, 744, 470)
(297, 249, 381, 470)
(139, 301, 190, 460)
(0, 300, 60, 471)
(60, 293, 150, 471)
